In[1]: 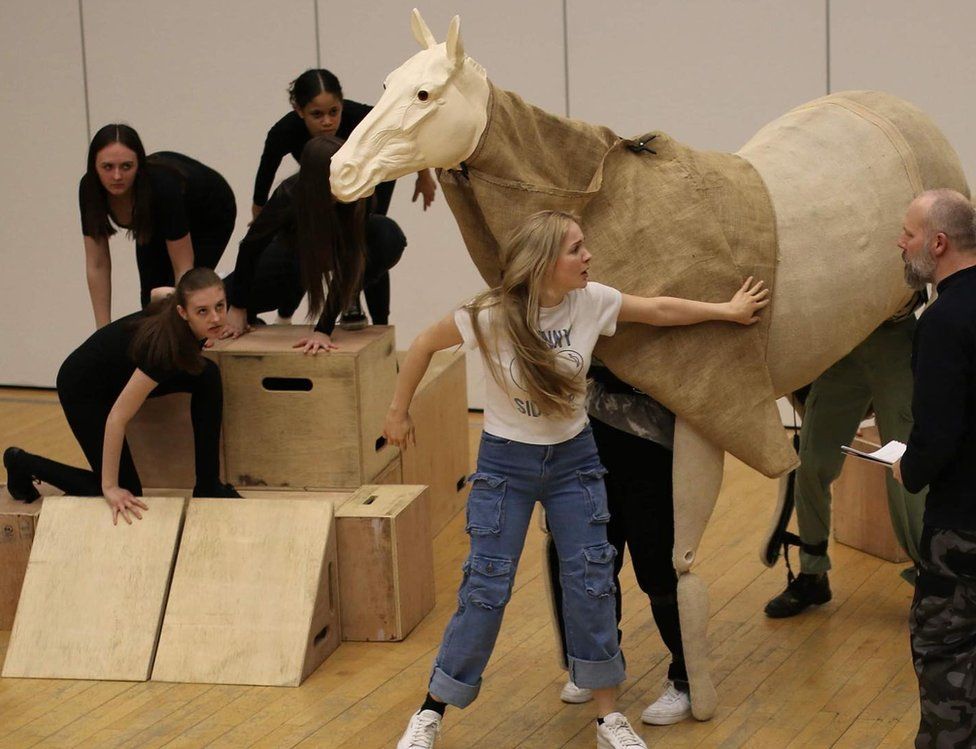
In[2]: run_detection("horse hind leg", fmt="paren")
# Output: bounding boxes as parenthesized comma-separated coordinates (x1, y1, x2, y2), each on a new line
(673, 416, 724, 720)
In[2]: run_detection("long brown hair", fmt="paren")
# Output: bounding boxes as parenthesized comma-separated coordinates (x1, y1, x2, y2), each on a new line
(294, 135, 366, 318)
(466, 210, 583, 418)
(129, 268, 224, 375)
(79, 124, 154, 244)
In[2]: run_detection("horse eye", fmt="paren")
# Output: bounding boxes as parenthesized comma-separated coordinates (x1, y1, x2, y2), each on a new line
(418, 90, 429, 102)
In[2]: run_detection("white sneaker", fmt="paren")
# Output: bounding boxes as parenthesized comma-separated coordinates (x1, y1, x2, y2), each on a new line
(559, 680, 593, 703)
(396, 709, 441, 749)
(597, 712, 647, 749)
(640, 681, 692, 725)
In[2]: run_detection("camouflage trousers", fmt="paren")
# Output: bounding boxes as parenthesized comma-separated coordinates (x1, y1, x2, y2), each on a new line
(910, 526, 976, 749)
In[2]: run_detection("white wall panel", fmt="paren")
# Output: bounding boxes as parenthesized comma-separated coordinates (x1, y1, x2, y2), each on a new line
(830, 0, 976, 188)
(0, 2, 90, 386)
(319, 1, 566, 407)
(567, 0, 826, 151)
(83, 0, 318, 309)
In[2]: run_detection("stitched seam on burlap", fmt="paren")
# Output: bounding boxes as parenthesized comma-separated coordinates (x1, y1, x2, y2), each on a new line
(804, 98, 924, 196)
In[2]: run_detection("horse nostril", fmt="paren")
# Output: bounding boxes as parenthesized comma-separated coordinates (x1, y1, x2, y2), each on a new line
(336, 162, 359, 186)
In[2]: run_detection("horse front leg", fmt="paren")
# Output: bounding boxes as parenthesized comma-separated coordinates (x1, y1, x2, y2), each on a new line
(673, 415, 724, 720)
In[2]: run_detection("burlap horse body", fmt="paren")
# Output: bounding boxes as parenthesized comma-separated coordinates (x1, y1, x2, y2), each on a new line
(331, 11, 969, 718)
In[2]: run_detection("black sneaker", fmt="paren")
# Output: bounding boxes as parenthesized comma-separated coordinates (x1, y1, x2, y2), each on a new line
(764, 572, 831, 618)
(3, 447, 41, 503)
(338, 299, 369, 331)
(192, 482, 242, 499)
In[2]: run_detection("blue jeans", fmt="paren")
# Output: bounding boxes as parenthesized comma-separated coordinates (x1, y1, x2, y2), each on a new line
(429, 426, 626, 707)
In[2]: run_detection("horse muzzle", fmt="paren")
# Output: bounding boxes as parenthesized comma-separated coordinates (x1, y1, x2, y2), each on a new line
(330, 160, 377, 203)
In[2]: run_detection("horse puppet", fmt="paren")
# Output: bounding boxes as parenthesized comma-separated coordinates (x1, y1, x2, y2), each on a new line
(330, 10, 969, 719)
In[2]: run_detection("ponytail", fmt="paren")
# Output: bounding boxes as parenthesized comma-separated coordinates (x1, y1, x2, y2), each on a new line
(130, 268, 223, 375)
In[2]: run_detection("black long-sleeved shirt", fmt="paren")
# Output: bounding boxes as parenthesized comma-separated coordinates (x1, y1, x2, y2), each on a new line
(901, 264, 976, 530)
(252, 104, 395, 214)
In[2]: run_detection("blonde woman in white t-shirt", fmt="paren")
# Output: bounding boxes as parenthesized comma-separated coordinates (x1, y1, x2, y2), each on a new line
(386, 210, 768, 749)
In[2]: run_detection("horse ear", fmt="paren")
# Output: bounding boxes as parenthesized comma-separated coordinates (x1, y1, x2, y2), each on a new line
(445, 15, 464, 67)
(411, 8, 437, 49)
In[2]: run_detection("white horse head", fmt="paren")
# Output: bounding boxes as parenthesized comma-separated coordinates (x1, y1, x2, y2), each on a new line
(330, 9, 489, 202)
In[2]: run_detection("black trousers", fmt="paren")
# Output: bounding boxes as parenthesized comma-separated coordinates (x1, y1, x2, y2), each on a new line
(137, 185, 237, 307)
(223, 214, 407, 324)
(44, 358, 224, 495)
(550, 416, 687, 685)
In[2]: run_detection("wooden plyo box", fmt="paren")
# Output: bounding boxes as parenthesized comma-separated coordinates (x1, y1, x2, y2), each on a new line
(336, 484, 435, 642)
(151, 496, 341, 687)
(216, 325, 399, 489)
(398, 350, 470, 536)
(2, 496, 186, 681)
(0, 489, 43, 630)
(833, 425, 909, 563)
(125, 351, 221, 489)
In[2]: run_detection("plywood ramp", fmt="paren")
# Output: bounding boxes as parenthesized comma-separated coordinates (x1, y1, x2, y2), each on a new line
(151, 496, 340, 687)
(1, 496, 185, 681)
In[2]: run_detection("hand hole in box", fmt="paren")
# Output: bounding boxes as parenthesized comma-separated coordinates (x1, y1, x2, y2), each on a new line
(375, 436, 387, 451)
(313, 624, 330, 646)
(456, 476, 466, 492)
(262, 377, 313, 392)
(362, 494, 378, 506)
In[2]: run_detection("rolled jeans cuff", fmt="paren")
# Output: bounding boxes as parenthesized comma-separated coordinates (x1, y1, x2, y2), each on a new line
(429, 664, 481, 708)
(568, 648, 626, 690)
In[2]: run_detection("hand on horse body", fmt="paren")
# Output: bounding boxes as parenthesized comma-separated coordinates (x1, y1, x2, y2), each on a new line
(727, 277, 770, 325)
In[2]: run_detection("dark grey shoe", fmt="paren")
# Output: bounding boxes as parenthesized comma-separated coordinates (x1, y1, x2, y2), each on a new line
(338, 299, 369, 331)
(764, 572, 831, 618)
(3, 447, 41, 503)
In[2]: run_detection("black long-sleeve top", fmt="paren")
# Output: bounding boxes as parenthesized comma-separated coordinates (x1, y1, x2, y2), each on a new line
(229, 174, 347, 336)
(252, 103, 395, 214)
(901, 264, 976, 530)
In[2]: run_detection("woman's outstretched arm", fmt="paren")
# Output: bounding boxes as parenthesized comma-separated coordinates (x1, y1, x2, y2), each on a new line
(384, 312, 464, 448)
(617, 277, 770, 327)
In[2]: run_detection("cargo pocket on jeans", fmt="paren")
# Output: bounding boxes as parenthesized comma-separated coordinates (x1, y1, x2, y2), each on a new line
(466, 473, 506, 535)
(466, 554, 514, 610)
(583, 542, 616, 598)
(578, 466, 610, 523)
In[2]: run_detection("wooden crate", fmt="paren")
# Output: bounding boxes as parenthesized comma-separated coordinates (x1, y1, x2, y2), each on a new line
(335, 484, 435, 642)
(2, 496, 186, 681)
(398, 351, 470, 536)
(216, 325, 399, 489)
(0, 489, 43, 630)
(125, 351, 221, 489)
(833, 425, 909, 563)
(151, 496, 341, 686)
(127, 393, 195, 489)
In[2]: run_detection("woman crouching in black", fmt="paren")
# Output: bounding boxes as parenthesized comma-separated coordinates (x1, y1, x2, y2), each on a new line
(4, 268, 238, 523)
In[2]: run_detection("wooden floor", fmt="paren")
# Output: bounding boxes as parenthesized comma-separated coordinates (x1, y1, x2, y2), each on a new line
(0, 389, 920, 748)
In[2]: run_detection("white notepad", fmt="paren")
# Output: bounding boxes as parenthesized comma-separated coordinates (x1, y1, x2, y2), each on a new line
(840, 440, 907, 466)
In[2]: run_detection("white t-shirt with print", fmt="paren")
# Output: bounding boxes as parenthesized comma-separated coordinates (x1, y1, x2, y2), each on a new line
(455, 282, 623, 445)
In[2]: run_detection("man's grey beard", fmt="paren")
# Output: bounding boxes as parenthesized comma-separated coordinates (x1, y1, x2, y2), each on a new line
(904, 237, 937, 290)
